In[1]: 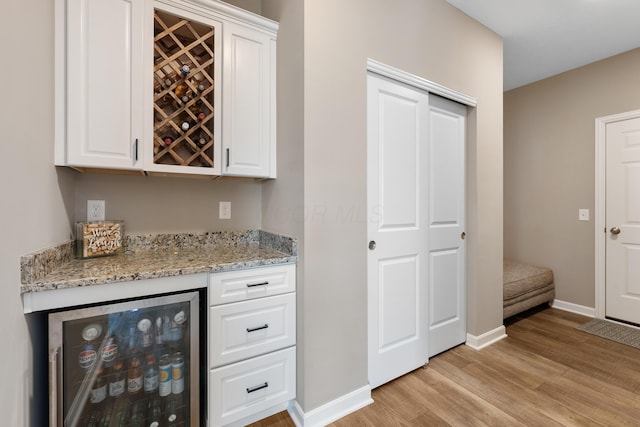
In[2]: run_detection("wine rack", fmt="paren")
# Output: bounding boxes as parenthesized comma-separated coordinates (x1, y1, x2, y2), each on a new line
(153, 10, 215, 168)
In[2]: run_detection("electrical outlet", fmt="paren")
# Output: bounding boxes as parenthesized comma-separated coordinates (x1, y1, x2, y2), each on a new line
(219, 201, 231, 219)
(87, 200, 105, 222)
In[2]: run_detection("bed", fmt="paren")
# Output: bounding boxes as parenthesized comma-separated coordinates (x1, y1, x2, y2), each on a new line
(503, 259, 555, 319)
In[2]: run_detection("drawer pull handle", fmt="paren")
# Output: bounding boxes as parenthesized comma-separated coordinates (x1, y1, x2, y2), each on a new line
(247, 324, 269, 333)
(246, 382, 269, 394)
(246, 281, 269, 288)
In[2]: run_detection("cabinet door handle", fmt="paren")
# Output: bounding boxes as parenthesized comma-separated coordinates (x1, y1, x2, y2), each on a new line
(246, 382, 269, 394)
(246, 324, 269, 333)
(246, 281, 269, 288)
(226, 148, 230, 167)
(134, 139, 139, 162)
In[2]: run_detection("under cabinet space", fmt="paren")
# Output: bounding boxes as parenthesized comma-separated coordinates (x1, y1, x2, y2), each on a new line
(210, 293, 296, 367)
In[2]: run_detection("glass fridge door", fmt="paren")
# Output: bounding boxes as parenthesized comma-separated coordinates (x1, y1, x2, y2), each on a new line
(48, 291, 199, 427)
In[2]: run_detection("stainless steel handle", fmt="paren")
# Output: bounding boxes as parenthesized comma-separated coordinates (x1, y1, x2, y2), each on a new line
(246, 281, 269, 288)
(368, 240, 376, 250)
(49, 347, 61, 427)
(247, 324, 269, 333)
(246, 382, 269, 394)
(610, 227, 621, 235)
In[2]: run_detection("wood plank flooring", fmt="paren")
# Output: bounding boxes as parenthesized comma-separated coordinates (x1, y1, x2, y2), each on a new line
(249, 307, 640, 426)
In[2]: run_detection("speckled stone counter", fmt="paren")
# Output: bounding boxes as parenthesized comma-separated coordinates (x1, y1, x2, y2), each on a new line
(20, 230, 297, 294)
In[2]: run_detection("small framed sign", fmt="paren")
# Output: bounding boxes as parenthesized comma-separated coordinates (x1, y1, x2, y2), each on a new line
(76, 221, 124, 258)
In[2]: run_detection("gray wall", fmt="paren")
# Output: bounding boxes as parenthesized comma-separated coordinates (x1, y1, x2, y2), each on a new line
(262, 0, 504, 413)
(504, 48, 640, 308)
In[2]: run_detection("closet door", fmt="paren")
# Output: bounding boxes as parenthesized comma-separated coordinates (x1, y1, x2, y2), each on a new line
(427, 95, 467, 357)
(367, 72, 429, 388)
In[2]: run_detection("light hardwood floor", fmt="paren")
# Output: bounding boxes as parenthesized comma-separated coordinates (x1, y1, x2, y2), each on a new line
(249, 307, 640, 426)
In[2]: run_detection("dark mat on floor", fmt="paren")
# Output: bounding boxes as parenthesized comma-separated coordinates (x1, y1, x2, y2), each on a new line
(577, 318, 640, 350)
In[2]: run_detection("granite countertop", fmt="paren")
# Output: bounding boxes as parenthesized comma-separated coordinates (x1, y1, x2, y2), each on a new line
(20, 230, 297, 294)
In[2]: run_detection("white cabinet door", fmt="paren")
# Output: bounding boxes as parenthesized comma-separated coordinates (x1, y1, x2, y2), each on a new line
(222, 22, 276, 178)
(62, 0, 144, 170)
(209, 264, 296, 306)
(209, 293, 296, 367)
(210, 347, 295, 426)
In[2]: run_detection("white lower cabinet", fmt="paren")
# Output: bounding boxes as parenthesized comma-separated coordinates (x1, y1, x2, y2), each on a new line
(209, 264, 296, 426)
(210, 347, 296, 426)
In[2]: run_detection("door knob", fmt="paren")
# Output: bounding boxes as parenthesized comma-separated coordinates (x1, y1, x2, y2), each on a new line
(368, 240, 376, 250)
(610, 227, 621, 235)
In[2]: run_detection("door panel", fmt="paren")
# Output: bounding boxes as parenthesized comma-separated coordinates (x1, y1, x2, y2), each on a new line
(606, 117, 640, 324)
(367, 73, 428, 389)
(379, 256, 419, 350)
(427, 95, 466, 357)
(66, 0, 143, 168)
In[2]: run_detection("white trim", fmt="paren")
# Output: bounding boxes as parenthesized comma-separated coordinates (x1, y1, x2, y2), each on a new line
(366, 58, 477, 108)
(288, 385, 373, 427)
(594, 109, 640, 320)
(551, 299, 595, 318)
(22, 274, 208, 313)
(465, 325, 507, 350)
(157, 0, 279, 34)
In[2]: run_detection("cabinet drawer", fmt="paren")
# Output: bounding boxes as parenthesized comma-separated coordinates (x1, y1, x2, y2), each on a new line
(210, 346, 295, 426)
(209, 264, 295, 305)
(210, 293, 295, 367)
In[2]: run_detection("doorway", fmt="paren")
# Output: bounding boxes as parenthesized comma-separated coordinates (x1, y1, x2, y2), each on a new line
(596, 110, 640, 324)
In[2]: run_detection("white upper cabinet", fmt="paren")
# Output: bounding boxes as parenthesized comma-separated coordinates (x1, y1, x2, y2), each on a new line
(222, 22, 276, 178)
(55, 0, 278, 178)
(56, 0, 144, 171)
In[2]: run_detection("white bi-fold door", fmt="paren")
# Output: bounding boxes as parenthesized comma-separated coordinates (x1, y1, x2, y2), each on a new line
(367, 72, 466, 389)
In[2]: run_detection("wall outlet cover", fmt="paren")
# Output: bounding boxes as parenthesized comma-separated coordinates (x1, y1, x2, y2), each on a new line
(88, 200, 106, 222)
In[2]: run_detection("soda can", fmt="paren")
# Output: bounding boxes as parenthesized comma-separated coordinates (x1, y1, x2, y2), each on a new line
(159, 354, 172, 397)
(171, 352, 185, 394)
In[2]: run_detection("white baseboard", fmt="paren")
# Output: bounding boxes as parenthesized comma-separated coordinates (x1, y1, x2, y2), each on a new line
(288, 385, 373, 427)
(465, 325, 507, 350)
(551, 299, 595, 317)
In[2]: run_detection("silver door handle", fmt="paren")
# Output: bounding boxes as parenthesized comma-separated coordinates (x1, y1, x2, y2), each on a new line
(610, 227, 621, 235)
(368, 240, 376, 250)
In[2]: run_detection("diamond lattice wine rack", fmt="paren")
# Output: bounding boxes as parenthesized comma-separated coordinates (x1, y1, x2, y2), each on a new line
(153, 10, 215, 168)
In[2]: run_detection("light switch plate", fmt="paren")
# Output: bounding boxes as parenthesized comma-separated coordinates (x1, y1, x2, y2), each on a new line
(219, 201, 231, 219)
(578, 208, 589, 221)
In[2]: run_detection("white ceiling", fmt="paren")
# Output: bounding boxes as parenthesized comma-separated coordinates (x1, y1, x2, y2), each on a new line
(447, 0, 640, 90)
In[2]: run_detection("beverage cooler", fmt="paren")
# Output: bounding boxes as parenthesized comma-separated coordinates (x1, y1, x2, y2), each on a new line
(48, 291, 200, 427)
